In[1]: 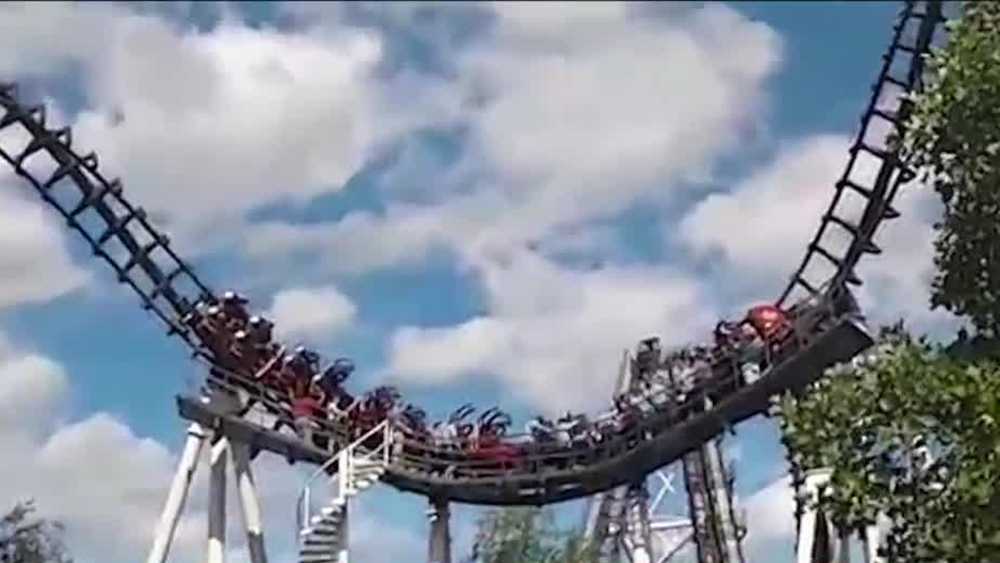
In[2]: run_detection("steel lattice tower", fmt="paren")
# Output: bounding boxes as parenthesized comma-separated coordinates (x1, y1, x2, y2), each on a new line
(585, 344, 747, 563)
(680, 434, 746, 563)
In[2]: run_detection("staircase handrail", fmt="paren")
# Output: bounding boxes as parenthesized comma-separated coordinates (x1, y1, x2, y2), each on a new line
(296, 418, 393, 532)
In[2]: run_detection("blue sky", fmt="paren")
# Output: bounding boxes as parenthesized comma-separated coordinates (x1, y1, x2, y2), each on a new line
(0, 2, 958, 563)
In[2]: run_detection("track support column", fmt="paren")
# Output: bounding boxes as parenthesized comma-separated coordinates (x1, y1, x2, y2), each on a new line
(837, 530, 851, 563)
(796, 468, 832, 563)
(427, 498, 452, 563)
(862, 523, 884, 563)
(337, 503, 350, 563)
(230, 442, 268, 563)
(703, 436, 745, 563)
(147, 423, 207, 563)
(625, 482, 653, 563)
(208, 437, 229, 563)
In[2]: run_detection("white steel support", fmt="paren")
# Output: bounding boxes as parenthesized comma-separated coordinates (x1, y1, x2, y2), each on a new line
(702, 436, 744, 563)
(586, 349, 637, 560)
(624, 483, 653, 563)
(148, 394, 276, 563)
(230, 442, 268, 563)
(427, 498, 452, 563)
(796, 468, 832, 563)
(147, 423, 208, 563)
(796, 467, 896, 563)
(584, 494, 608, 543)
(585, 345, 696, 563)
(862, 523, 884, 563)
(337, 504, 350, 563)
(796, 446, 933, 563)
(583, 349, 634, 556)
(208, 437, 229, 563)
(838, 530, 851, 563)
(646, 471, 694, 563)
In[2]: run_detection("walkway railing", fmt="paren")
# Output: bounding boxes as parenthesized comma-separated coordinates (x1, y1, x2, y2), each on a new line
(296, 419, 393, 533)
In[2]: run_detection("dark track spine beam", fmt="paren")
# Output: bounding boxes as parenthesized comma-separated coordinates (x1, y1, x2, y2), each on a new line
(176, 314, 872, 505)
(779, 1, 945, 306)
(0, 88, 215, 350)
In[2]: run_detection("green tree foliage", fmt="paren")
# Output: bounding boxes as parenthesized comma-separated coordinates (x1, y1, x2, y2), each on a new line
(902, 1, 1000, 336)
(778, 329, 1000, 562)
(467, 507, 598, 563)
(0, 501, 72, 563)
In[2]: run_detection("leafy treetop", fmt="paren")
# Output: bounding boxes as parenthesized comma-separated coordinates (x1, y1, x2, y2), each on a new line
(902, 1, 1000, 337)
(778, 330, 1000, 562)
(0, 501, 72, 563)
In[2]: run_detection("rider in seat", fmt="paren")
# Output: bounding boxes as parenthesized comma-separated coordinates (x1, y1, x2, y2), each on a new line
(221, 291, 250, 326)
(713, 321, 742, 351)
(746, 304, 792, 342)
(247, 315, 274, 347)
(287, 355, 325, 449)
(745, 304, 793, 367)
(315, 358, 354, 393)
(634, 337, 662, 387)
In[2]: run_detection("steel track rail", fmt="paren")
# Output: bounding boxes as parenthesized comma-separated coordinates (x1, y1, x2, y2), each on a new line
(0, 85, 215, 353)
(179, 316, 871, 505)
(778, 0, 946, 307)
(0, 0, 949, 506)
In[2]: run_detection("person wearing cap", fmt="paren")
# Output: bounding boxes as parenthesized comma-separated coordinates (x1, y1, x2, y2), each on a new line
(247, 315, 274, 346)
(221, 290, 250, 325)
(290, 386, 323, 447)
(746, 304, 791, 343)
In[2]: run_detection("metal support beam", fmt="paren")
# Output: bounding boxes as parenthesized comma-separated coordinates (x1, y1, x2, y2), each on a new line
(796, 468, 899, 563)
(337, 504, 350, 563)
(796, 469, 832, 563)
(147, 423, 207, 563)
(624, 482, 653, 563)
(862, 523, 883, 563)
(230, 442, 268, 563)
(837, 530, 851, 563)
(702, 436, 745, 563)
(647, 471, 694, 563)
(427, 498, 452, 563)
(583, 349, 633, 559)
(586, 345, 698, 563)
(208, 437, 229, 563)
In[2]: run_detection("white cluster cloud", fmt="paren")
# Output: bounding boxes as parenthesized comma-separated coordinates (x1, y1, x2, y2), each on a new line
(388, 249, 718, 413)
(0, 1, 460, 253)
(0, 176, 89, 310)
(266, 285, 357, 345)
(238, 2, 786, 412)
(0, 97, 89, 309)
(0, 338, 202, 563)
(459, 2, 781, 232)
(245, 204, 460, 275)
(262, 1, 783, 263)
(680, 133, 958, 334)
(681, 135, 852, 294)
(73, 20, 385, 244)
(0, 332, 424, 563)
(0, 2, 114, 78)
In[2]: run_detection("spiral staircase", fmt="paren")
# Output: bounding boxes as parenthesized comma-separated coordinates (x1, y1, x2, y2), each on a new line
(297, 421, 393, 563)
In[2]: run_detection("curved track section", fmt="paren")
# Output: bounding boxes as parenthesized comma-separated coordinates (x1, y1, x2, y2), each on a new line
(0, 0, 947, 507)
(0, 88, 216, 352)
(778, 0, 946, 307)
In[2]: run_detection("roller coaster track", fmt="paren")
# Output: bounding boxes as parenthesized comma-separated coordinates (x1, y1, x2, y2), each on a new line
(778, 0, 947, 307)
(0, 0, 947, 507)
(0, 86, 216, 353)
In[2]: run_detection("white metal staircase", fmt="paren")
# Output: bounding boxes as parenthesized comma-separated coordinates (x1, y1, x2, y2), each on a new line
(297, 420, 393, 563)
